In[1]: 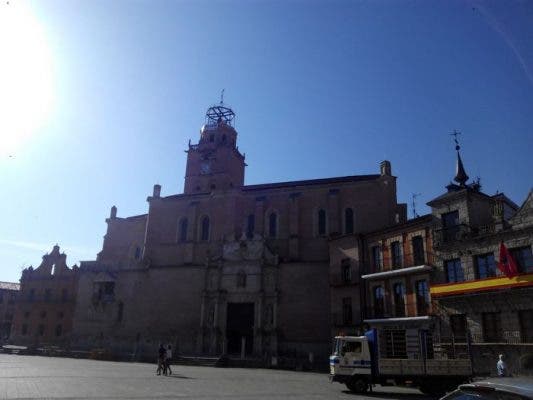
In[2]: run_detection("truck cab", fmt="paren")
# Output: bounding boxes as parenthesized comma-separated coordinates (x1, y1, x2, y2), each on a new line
(330, 335, 373, 393)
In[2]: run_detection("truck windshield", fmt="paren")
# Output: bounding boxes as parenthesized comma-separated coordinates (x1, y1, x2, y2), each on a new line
(339, 340, 361, 356)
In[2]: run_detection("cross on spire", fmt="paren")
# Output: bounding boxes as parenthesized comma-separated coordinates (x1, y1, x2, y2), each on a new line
(450, 129, 461, 150)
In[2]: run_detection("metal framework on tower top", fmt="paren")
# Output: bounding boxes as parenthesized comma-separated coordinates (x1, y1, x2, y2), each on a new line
(205, 104, 235, 127)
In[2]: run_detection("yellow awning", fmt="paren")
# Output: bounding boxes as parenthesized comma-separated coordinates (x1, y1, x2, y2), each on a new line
(430, 273, 533, 297)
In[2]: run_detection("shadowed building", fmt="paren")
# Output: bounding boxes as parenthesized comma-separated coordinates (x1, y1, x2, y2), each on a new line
(70, 103, 407, 364)
(0, 282, 19, 341)
(10, 245, 79, 346)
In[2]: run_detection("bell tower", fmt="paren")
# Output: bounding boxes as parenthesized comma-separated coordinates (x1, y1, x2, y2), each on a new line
(184, 101, 246, 194)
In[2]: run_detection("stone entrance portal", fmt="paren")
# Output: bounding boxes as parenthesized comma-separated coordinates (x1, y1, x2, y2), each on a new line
(226, 302, 254, 355)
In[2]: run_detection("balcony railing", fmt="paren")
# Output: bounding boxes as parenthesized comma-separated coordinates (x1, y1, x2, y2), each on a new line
(433, 224, 471, 247)
(364, 301, 432, 320)
(433, 223, 499, 247)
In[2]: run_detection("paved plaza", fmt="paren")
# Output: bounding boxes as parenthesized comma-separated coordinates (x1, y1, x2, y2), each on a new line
(0, 354, 430, 400)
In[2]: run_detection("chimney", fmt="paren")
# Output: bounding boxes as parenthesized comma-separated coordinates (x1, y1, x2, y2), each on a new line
(153, 184, 161, 198)
(380, 160, 391, 176)
(110, 205, 117, 219)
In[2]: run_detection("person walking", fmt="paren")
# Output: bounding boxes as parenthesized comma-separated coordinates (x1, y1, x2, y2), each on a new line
(165, 344, 173, 376)
(156, 344, 166, 375)
(497, 354, 507, 377)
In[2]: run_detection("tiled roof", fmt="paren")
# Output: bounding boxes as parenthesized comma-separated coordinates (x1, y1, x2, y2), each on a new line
(0, 282, 20, 291)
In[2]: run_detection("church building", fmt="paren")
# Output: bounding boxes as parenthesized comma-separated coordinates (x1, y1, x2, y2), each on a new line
(70, 103, 407, 363)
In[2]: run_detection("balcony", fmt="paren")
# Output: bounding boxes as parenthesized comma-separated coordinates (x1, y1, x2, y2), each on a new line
(433, 224, 470, 247)
(364, 300, 432, 320)
(433, 224, 499, 248)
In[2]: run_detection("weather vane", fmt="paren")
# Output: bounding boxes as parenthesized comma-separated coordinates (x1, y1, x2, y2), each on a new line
(450, 129, 461, 150)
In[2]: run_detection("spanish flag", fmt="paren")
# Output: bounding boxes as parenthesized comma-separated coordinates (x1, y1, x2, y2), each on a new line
(498, 242, 519, 278)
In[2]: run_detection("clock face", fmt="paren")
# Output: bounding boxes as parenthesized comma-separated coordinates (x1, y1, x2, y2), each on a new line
(200, 161, 211, 174)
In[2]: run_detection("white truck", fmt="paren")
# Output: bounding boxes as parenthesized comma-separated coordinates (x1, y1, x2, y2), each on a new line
(329, 329, 472, 396)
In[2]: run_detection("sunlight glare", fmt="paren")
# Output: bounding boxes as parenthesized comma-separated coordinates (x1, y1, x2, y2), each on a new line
(0, 2, 54, 157)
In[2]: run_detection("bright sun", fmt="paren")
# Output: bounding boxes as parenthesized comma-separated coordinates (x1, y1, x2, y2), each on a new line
(0, 2, 54, 157)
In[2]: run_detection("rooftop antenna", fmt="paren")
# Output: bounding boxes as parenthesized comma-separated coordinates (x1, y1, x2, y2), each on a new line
(411, 193, 421, 218)
(220, 88, 225, 105)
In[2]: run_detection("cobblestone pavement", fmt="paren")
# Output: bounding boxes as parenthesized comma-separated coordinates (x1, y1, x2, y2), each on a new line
(0, 354, 432, 400)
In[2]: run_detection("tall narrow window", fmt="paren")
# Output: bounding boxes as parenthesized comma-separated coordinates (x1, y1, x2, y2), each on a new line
(393, 283, 405, 317)
(442, 210, 459, 242)
(510, 247, 533, 273)
(450, 314, 467, 341)
(342, 297, 352, 325)
(246, 214, 255, 239)
(345, 208, 354, 234)
(476, 253, 496, 279)
(117, 302, 124, 322)
(179, 218, 188, 242)
(445, 259, 464, 283)
(482, 312, 501, 342)
(200, 216, 210, 241)
(372, 245, 382, 272)
(318, 209, 327, 236)
(134, 246, 142, 260)
(391, 241, 402, 268)
(341, 259, 352, 283)
(412, 236, 425, 265)
(373, 286, 385, 317)
(268, 213, 277, 238)
(519, 310, 533, 343)
(415, 280, 430, 315)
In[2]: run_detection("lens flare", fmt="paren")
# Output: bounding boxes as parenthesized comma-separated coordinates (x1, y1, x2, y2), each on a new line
(0, 2, 54, 157)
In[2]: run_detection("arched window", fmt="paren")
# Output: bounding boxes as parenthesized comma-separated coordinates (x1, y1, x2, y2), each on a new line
(345, 208, 354, 234)
(200, 216, 210, 241)
(268, 213, 278, 238)
(178, 218, 188, 243)
(318, 209, 327, 236)
(246, 214, 255, 239)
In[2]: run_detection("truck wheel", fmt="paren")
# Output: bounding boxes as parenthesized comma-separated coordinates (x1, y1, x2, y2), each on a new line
(346, 378, 368, 393)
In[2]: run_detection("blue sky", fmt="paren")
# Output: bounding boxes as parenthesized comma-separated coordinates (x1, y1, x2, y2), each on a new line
(0, 0, 532, 282)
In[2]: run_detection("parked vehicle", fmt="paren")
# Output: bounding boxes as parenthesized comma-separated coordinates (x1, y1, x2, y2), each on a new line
(329, 328, 472, 396)
(441, 378, 533, 400)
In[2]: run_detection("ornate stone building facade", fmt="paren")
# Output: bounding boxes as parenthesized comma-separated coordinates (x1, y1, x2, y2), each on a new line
(429, 147, 533, 375)
(10, 245, 79, 346)
(70, 104, 407, 362)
